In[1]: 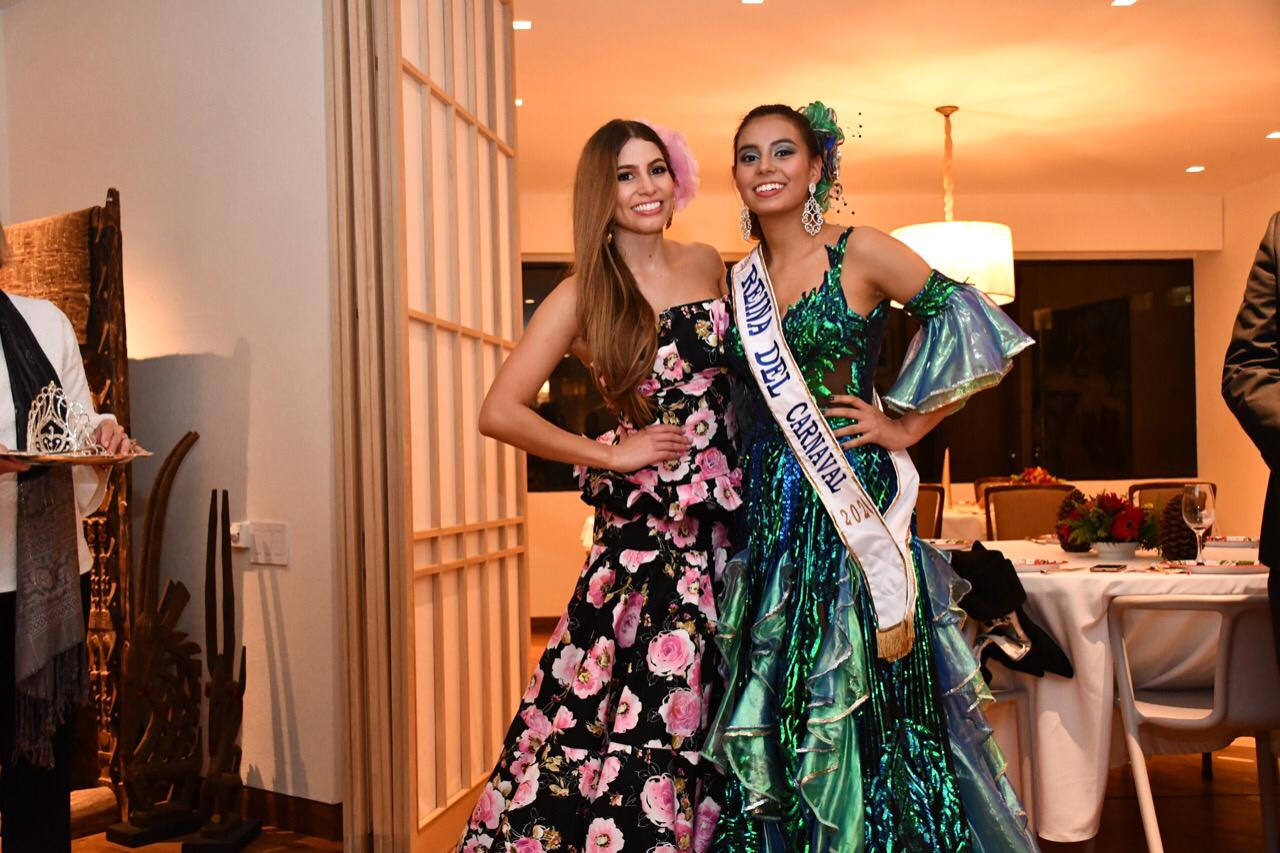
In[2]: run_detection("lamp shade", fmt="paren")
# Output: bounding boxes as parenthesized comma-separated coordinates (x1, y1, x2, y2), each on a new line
(890, 220, 1015, 305)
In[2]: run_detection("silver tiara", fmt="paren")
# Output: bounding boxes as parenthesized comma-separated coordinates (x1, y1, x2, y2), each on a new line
(25, 382, 102, 454)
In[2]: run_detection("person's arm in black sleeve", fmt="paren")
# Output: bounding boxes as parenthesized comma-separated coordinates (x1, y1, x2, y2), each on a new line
(1223, 212, 1280, 468)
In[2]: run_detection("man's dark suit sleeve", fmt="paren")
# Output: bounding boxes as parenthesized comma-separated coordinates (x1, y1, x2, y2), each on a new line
(1223, 212, 1280, 468)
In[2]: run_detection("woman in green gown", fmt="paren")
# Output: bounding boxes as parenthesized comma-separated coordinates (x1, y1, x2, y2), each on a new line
(705, 103, 1040, 852)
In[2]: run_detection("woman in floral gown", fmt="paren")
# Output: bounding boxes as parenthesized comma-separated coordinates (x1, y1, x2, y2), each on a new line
(705, 103, 1040, 852)
(458, 119, 736, 853)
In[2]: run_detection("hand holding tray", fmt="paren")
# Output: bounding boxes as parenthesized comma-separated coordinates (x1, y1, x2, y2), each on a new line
(0, 446, 152, 467)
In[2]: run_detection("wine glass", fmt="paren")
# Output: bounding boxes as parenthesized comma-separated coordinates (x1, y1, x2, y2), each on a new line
(1181, 484, 1216, 565)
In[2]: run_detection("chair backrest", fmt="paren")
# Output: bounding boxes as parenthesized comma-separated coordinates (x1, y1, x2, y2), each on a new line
(1108, 595, 1280, 732)
(1128, 481, 1218, 519)
(915, 484, 945, 539)
(974, 476, 1011, 507)
(0, 207, 95, 341)
(985, 484, 1076, 540)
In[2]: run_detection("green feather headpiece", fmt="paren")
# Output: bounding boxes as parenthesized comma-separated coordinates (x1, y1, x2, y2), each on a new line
(801, 101, 844, 210)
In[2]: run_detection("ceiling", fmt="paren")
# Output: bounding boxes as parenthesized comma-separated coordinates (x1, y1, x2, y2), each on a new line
(511, 0, 1280, 199)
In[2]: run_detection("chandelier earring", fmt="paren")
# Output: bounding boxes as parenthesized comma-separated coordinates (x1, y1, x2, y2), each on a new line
(739, 204, 753, 243)
(802, 183, 823, 237)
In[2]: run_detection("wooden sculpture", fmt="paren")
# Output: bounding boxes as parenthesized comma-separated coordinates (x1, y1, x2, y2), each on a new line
(183, 490, 261, 851)
(84, 190, 132, 794)
(106, 432, 204, 846)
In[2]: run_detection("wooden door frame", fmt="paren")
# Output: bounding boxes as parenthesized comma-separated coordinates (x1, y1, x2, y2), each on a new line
(323, 0, 412, 850)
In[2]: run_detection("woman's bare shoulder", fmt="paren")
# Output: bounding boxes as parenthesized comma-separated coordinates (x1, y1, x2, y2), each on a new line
(843, 224, 931, 302)
(543, 274, 580, 310)
(666, 239, 726, 282)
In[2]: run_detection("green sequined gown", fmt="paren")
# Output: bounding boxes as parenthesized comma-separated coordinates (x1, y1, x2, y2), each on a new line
(706, 228, 1039, 852)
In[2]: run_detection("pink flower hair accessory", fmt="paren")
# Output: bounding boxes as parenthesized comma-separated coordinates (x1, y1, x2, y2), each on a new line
(639, 119, 700, 211)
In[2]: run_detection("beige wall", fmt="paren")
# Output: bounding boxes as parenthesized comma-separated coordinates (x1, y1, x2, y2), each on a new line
(0, 10, 7, 226)
(0, 0, 342, 803)
(1194, 171, 1280, 536)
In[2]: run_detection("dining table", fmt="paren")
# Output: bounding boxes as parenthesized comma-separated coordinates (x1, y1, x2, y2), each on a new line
(962, 538, 1270, 843)
(941, 500, 988, 540)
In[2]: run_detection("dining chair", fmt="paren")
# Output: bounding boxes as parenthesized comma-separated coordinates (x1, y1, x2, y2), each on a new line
(1128, 481, 1218, 518)
(915, 483, 945, 539)
(984, 484, 1075, 540)
(974, 476, 1012, 507)
(1109, 594, 1280, 853)
(1127, 481, 1225, 781)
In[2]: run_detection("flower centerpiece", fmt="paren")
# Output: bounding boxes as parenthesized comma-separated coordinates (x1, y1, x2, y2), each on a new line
(1011, 466, 1062, 485)
(1058, 491, 1157, 559)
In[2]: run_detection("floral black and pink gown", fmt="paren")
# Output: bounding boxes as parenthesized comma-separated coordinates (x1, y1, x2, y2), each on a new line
(459, 297, 740, 853)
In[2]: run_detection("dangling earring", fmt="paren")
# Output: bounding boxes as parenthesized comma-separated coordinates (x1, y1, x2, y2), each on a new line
(802, 183, 823, 237)
(739, 205, 753, 243)
(605, 228, 614, 245)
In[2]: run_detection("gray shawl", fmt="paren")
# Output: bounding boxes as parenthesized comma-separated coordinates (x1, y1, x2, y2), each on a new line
(0, 291, 88, 768)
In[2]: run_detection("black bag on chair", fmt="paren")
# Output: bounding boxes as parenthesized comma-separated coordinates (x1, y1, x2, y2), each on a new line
(950, 542, 1074, 682)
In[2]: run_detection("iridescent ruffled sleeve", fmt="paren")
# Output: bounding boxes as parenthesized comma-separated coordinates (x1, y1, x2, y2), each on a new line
(884, 271, 1034, 413)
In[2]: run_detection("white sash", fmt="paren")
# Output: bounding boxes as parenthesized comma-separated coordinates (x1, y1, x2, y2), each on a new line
(731, 247, 920, 661)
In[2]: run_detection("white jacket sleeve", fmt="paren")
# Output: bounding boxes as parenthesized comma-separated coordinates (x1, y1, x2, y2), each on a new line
(54, 309, 111, 516)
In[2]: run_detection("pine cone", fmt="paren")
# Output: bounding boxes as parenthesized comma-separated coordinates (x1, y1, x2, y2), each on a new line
(1159, 494, 1200, 560)
(1057, 489, 1090, 553)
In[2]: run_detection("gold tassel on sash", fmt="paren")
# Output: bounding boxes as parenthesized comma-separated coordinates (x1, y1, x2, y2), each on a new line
(877, 617, 916, 663)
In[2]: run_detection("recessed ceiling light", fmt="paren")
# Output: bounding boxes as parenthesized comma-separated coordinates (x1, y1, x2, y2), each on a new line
(512, 20, 532, 30)
(514, 98, 524, 107)
(1111, 0, 1137, 6)
(742, 0, 765, 4)
(1185, 165, 1206, 173)
(1267, 131, 1280, 139)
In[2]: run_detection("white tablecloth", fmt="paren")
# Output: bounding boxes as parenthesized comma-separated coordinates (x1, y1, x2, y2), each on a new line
(942, 502, 986, 539)
(977, 540, 1269, 842)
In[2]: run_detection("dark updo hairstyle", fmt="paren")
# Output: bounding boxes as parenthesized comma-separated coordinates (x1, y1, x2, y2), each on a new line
(732, 104, 823, 242)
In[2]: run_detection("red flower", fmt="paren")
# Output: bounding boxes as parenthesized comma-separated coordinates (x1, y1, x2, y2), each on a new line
(1097, 492, 1127, 515)
(1109, 506, 1145, 542)
(1014, 466, 1061, 485)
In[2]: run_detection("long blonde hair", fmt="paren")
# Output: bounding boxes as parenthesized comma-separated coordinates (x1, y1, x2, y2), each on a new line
(573, 120, 674, 426)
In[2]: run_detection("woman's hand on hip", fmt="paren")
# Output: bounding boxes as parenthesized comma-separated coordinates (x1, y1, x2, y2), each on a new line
(607, 424, 691, 473)
(825, 395, 914, 451)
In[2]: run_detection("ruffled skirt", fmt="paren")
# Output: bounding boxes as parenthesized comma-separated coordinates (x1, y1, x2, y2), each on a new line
(705, 525, 1037, 852)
